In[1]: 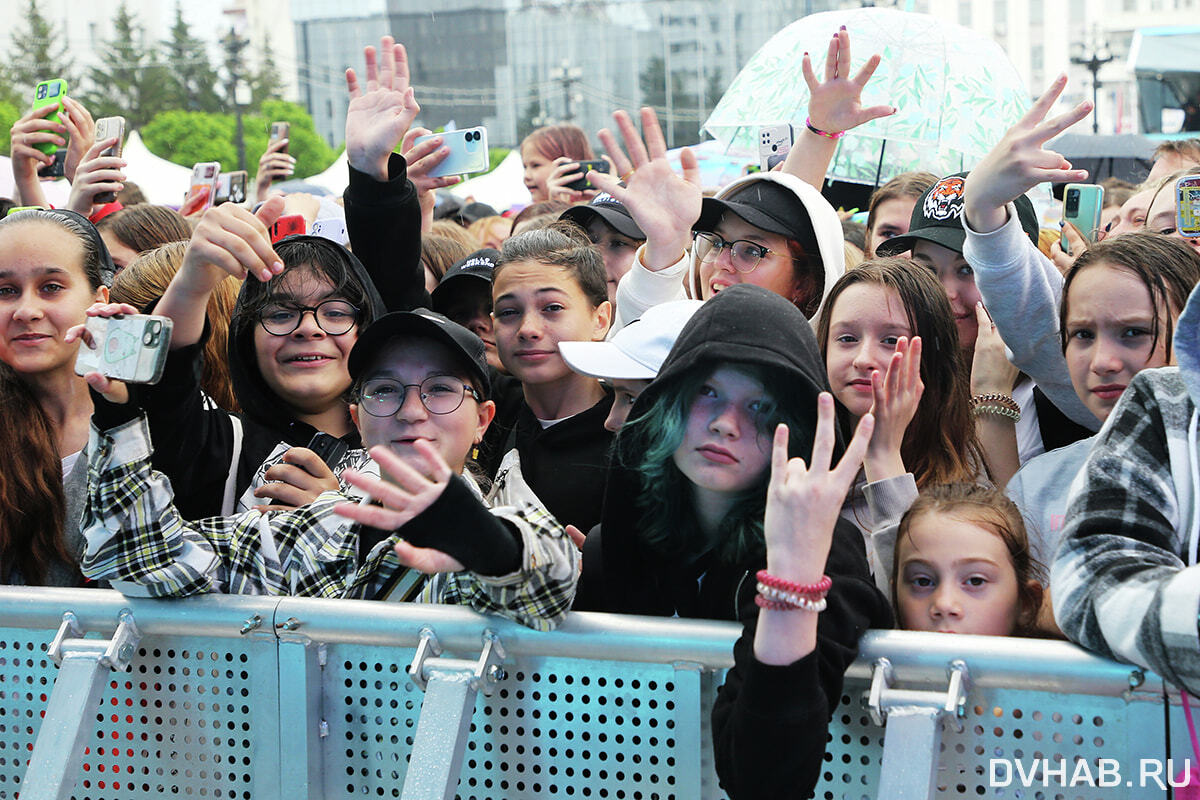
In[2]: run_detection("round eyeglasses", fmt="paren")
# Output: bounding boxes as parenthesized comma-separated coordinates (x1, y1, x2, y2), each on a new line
(692, 230, 795, 274)
(258, 299, 360, 336)
(358, 376, 483, 417)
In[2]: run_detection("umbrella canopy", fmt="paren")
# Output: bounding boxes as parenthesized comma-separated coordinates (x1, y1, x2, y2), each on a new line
(703, 7, 1030, 186)
(1047, 133, 1155, 184)
(122, 131, 196, 206)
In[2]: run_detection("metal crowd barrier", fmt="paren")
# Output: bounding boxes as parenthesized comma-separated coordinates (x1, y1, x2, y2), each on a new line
(0, 587, 1188, 799)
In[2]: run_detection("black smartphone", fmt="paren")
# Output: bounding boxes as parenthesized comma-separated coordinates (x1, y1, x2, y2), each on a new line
(566, 160, 609, 192)
(306, 432, 349, 469)
(37, 148, 66, 180)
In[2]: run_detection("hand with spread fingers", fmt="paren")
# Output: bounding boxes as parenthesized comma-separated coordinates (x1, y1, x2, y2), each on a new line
(964, 75, 1093, 233)
(591, 107, 702, 271)
(345, 35, 421, 182)
(335, 441, 464, 574)
(253, 447, 343, 511)
(863, 336, 923, 483)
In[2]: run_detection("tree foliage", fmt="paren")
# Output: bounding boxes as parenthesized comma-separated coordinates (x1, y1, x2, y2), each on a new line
(0, 101, 21, 157)
(2, 0, 75, 107)
(84, 1, 169, 130)
(142, 101, 337, 178)
(161, 1, 221, 113)
(251, 34, 285, 109)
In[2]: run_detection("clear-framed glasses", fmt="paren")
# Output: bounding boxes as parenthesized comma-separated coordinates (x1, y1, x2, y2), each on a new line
(692, 231, 793, 274)
(258, 299, 360, 336)
(358, 375, 483, 417)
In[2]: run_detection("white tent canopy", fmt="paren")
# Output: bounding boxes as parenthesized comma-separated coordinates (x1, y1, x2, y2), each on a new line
(449, 149, 530, 212)
(121, 131, 195, 206)
(303, 149, 349, 196)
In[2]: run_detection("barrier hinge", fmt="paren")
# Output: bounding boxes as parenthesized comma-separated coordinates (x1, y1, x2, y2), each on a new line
(867, 657, 970, 727)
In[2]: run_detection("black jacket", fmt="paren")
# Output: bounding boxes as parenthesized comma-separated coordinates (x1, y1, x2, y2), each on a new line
(577, 284, 891, 799)
(138, 159, 415, 520)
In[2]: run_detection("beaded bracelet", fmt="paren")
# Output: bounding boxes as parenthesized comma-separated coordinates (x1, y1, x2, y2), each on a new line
(755, 593, 828, 613)
(969, 393, 1020, 414)
(756, 570, 832, 596)
(805, 117, 845, 140)
(757, 581, 830, 606)
(972, 403, 1021, 422)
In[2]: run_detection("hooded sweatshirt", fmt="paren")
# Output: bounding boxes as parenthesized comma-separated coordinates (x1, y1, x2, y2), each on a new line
(610, 171, 847, 334)
(1053, 281, 1200, 694)
(135, 235, 388, 521)
(576, 284, 892, 798)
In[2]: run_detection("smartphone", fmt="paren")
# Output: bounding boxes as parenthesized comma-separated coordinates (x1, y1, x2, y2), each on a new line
(270, 214, 306, 244)
(32, 79, 68, 156)
(1177, 176, 1200, 238)
(37, 148, 66, 180)
(187, 162, 221, 213)
(74, 314, 174, 385)
(310, 217, 348, 246)
(413, 127, 489, 177)
(1061, 184, 1104, 252)
(306, 432, 349, 470)
(566, 159, 609, 192)
(269, 121, 290, 153)
(759, 124, 794, 171)
(213, 170, 248, 206)
(92, 116, 126, 204)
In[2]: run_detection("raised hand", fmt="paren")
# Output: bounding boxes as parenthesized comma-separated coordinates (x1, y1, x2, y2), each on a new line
(970, 303, 1019, 395)
(10, 102, 65, 206)
(345, 35, 421, 181)
(253, 447, 343, 510)
(400, 127, 461, 194)
(180, 197, 286, 286)
(66, 136, 126, 216)
(61, 97, 96, 185)
(863, 336, 923, 482)
(255, 135, 295, 201)
(592, 107, 702, 270)
(803, 26, 894, 136)
(335, 441, 466, 574)
(964, 75, 1092, 233)
(763, 394, 874, 581)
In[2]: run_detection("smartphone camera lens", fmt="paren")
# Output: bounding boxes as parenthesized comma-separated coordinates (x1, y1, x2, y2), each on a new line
(36, 85, 46, 99)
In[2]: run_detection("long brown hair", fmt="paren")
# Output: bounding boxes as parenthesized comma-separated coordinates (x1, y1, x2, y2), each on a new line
(96, 204, 192, 257)
(112, 241, 243, 412)
(817, 257, 984, 487)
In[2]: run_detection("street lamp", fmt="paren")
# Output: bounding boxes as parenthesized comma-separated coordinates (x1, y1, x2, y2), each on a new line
(1071, 35, 1114, 135)
(549, 61, 582, 123)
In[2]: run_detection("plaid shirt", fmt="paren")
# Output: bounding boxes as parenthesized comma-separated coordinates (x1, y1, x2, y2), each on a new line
(1053, 367, 1200, 693)
(81, 415, 578, 631)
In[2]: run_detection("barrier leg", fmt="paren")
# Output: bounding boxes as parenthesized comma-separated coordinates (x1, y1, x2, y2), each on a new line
(868, 657, 969, 800)
(21, 610, 141, 800)
(400, 628, 506, 800)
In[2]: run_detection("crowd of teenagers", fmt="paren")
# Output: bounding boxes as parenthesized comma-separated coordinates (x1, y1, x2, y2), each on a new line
(4, 26, 1200, 799)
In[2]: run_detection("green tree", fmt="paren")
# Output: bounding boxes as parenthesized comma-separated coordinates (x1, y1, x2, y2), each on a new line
(250, 34, 285, 110)
(0, 100, 22, 157)
(160, 1, 221, 113)
(85, 1, 169, 129)
(2, 0, 75, 106)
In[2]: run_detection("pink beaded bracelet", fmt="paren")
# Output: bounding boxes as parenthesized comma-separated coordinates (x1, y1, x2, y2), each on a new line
(756, 570, 832, 596)
(755, 593, 828, 613)
(805, 117, 846, 140)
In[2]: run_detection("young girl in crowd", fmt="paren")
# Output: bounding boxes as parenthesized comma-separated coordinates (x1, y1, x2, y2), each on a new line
(489, 224, 614, 532)
(572, 284, 889, 798)
(862, 171, 937, 257)
(0, 209, 111, 585)
(96, 204, 193, 276)
(560, 193, 646, 304)
(893, 483, 1044, 637)
(519, 123, 595, 204)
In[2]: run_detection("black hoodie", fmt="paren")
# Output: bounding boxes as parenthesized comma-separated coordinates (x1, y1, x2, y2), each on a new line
(575, 284, 891, 799)
(134, 235, 389, 521)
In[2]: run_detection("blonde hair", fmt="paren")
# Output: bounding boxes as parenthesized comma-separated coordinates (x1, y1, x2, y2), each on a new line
(111, 241, 242, 412)
(429, 220, 480, 251)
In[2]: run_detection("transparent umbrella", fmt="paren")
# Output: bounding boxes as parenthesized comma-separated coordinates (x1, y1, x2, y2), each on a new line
(703, 7, 1031, 186)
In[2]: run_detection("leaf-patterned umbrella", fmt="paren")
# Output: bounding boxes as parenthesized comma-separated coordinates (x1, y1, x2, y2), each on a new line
(703, 7, 1030, 186)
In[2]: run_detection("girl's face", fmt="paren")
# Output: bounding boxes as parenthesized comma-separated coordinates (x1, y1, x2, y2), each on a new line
(1100, 188, 1152, 240)
(698, 214, 802, 303)
(0, 222, 106, 378)
(824, 282, 913, 419)
(911, 240, 979, 351)
(585, 218, 641, 304)
(1147, 184, 1200, 253)
(1064, 261, 1172, 422)
(604, 378, 650, 432)
(521, 143, 554, 203)
(100, 230, 139, 276)
(252, 268, 358, 416)
(866, 197, 917, 257)
(672, 366, 773, 497)
(896, 511, 1023, 636)
(492, 260, 611, 387)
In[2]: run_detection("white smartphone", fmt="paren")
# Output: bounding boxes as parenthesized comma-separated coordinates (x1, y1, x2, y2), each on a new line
(74, 314, 174, 384)
(758, 124, 794, 171)
(413, 127, 489, 177)
(187, 162, 221, 212)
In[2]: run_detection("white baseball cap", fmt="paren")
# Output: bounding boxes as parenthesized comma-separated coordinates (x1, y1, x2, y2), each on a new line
(559, 300, 704, 380)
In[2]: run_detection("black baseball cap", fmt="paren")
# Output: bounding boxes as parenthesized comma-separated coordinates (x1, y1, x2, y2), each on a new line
(348, 309, 490, 399)
(560, 192, 646, 240)
(458, 201, 498, 225)
(694, 178, 819, 254)
(875, 172, 1040, 256)
(431, 248, 500, 311)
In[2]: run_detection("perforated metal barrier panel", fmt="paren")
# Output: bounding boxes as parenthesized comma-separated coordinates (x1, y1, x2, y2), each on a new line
(0, 589, 1185, 800)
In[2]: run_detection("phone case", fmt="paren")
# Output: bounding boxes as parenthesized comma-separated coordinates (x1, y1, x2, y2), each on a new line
(1061, 183, 1104, 245)
(228, 171, 248, 204)
(270, 214, 307, 244)
(566, 160, 609, 192)
(1177, 177, 1200, 238)
(93, 116, 126, 204)
(413, 127, 489, 177)
(74, 315, 174, 384)
(758, 124, 794, 171)
(188, 162, 221, 212)
(306, 432, 349, 469)
(32, 79, 68, 156)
